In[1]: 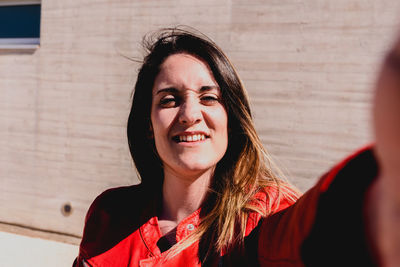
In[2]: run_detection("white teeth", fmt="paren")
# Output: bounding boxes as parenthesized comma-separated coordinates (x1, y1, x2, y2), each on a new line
(178, 134, 206, 142)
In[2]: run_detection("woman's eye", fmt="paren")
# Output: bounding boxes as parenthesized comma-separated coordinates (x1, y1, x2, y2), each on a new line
(201, 95, 219, 104)
(159, 96, 178, 107)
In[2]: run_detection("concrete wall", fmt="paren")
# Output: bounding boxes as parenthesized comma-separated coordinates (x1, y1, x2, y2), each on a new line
(1, 0, 400, 247)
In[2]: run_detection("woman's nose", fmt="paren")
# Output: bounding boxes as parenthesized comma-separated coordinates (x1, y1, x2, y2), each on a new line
(178, 98, 202, 125)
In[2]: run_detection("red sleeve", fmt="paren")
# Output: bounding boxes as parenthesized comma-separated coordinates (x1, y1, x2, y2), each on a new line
(77, 184, 151, 264)
(258, 146, 379, 266)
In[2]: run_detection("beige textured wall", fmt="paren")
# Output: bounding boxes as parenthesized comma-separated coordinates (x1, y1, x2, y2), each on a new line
(1, 0, 400, 242)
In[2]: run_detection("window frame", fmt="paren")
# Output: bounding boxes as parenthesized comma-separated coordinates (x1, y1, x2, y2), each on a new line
(0, 0, 41, 50)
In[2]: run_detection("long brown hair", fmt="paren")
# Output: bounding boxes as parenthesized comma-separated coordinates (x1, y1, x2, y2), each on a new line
(127, 27, 299, 263)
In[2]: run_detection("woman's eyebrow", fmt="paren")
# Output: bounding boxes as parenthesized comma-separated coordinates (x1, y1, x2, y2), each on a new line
(200, 85, 220, 92)
(155, 87, 178, 95)
(155, 85, 219, 95)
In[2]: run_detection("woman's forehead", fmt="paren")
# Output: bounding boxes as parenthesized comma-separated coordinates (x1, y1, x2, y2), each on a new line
(153, 53, 218, 92)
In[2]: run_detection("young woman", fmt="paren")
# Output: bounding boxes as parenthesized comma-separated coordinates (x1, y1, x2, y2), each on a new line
(75, 28, 400, 266)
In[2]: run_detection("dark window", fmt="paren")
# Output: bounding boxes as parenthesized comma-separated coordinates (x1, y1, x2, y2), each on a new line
(0, 2, 41, 48)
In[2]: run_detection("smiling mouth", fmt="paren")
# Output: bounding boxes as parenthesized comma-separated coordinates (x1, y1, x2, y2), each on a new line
(172, 134, 209, 143)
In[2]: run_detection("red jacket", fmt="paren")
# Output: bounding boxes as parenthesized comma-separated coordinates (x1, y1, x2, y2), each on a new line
(76, 146, 378, 266)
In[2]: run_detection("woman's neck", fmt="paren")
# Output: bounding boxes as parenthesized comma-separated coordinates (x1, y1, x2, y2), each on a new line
(160, 167, 212, 224)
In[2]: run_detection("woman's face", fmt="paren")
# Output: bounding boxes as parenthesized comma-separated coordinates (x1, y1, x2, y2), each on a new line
(151, 53, 228, 178)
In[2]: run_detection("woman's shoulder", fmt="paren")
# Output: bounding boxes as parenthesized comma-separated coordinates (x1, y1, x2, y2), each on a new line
(84, 183, 157, 224)
(79, 183, 156, 259)
(254, 182, 300, 215)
